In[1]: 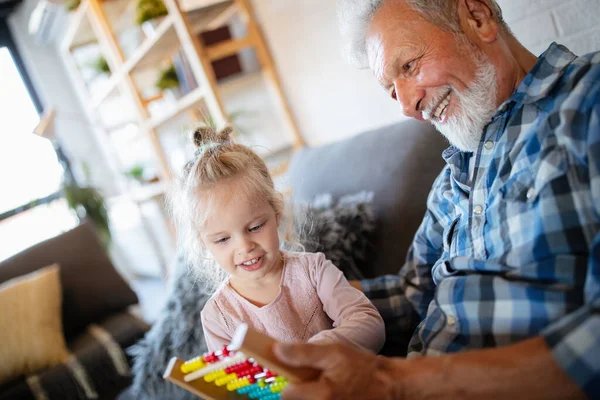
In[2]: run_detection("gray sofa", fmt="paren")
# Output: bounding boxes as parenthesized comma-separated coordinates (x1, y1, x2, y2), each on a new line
(288, 118, 447, 278)
(0, 221, 150, 400)
(117, 118, 448, 400)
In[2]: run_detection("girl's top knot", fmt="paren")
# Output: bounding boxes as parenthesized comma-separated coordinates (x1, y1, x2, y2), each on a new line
(192, 126, 234, 154)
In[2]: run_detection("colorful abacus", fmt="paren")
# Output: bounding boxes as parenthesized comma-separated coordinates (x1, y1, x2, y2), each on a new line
(180, 346, 288, 400)
(163, 324, 319, 400)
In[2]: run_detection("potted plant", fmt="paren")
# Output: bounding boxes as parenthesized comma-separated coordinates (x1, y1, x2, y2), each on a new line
(126, 164, 145, 183)
(155, 63, 180, 100)
(65, 0, 80, 12)
(135, 0, 168, 37)
(89, 55, 110, 77)
(63, 182, 111, 248)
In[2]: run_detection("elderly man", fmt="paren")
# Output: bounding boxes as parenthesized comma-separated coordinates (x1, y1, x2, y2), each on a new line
(273, 0, 600, 399)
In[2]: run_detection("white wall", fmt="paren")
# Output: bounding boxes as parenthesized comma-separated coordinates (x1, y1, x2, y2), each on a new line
(498, 0, 600, 56)
(252, 0, 600, 146)
(251, 0, 406, 146)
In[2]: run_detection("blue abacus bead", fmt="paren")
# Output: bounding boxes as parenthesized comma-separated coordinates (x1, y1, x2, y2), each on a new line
(258, 393, 281, 400)
(237, 383, 258, 395)
(248, 386, 271, 399)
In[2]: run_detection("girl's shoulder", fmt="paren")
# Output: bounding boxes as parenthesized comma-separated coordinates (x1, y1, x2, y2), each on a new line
(201, 281, 233, 316)
(283, 250, 326, 264)
(282, 251, 331, 277)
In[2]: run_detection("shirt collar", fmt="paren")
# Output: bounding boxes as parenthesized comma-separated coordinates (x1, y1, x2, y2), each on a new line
(499, 42, 577, 110)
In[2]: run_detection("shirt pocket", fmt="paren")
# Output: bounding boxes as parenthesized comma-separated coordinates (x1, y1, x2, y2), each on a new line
(499, 146, 569, 203)
(443, 217, 460, 255)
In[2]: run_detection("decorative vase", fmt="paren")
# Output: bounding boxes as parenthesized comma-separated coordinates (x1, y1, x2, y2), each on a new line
(141, 17, 164, 38)
(163, 86, 181, 103)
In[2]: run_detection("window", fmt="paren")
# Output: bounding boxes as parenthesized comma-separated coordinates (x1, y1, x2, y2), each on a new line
(0, 21, 78, 260)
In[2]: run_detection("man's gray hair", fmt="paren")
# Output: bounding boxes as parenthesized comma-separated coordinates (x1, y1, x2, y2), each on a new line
(338, 0, 508, 67)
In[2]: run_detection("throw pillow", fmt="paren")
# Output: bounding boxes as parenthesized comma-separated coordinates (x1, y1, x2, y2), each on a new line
(0, 221, 139, 340)
(292, 191, 377, 280)
(0, 264, 70, 384)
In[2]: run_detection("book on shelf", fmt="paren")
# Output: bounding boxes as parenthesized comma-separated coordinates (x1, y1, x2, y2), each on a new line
(172, 51, 198, 95)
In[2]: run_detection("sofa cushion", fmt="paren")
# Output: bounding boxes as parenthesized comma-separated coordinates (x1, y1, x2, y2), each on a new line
(0, 311, 149, 400)
(288, 119, 447, 278)
(0, 221, 139, 340)
(0, 265, 69, 385)
(293, 192, 377, 281)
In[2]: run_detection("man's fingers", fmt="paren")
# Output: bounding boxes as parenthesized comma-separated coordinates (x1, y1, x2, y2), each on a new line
(281, 381, 330, 400)
(273, 343, 332, 370)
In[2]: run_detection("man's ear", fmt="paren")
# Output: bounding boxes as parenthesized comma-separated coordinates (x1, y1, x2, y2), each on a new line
(459, 0, 499, 43)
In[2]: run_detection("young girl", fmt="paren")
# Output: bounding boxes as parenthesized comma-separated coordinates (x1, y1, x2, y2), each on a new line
(170, 126, 385, 354)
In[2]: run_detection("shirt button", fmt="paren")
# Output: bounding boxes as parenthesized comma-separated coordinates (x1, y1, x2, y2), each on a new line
(474, 205, 484, 215)
(484, 140, 494, 150)
(447, 315, 456, 326)
(526, 187, 535, 200)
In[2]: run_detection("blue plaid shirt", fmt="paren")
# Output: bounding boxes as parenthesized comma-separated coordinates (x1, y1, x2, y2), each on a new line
(362, 43, 600, 397)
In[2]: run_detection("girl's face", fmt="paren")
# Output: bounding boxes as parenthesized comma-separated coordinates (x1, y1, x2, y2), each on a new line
(200, 177, 282, 287)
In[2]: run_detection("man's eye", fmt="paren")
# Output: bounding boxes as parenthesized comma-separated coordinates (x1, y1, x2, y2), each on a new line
(215, 237, 229, 244)
(403, 60, 414, 71)
(391, 88, 397, 100)
(249, 223, 265, 232)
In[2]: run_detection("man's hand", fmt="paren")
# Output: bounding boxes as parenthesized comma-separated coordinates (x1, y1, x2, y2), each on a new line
(273, 337, 587, 400)
(273, 342, 397, 400)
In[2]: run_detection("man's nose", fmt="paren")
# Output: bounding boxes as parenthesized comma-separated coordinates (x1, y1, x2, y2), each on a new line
(394, 80, 425, 121)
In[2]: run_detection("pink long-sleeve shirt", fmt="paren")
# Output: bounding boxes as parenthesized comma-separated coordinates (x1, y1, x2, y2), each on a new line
(200, 251, 385, 353)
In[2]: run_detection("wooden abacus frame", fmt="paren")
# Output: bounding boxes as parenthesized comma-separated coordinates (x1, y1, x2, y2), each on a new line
(163, 324, 319, 400)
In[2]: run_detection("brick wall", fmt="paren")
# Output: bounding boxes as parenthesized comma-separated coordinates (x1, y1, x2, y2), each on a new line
(498, 0, 600, 56)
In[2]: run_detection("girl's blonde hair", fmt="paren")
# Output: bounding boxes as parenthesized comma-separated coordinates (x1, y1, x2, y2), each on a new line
(169, 125, 290, 290)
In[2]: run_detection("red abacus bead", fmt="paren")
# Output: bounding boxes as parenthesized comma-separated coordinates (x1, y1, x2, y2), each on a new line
(235, 369, 248, 378)
(226, 361, 247, 374)
(221, 346, 230, 357)
(265, 370, 276, 379)
(248, 377, 256, 384)
(240, 361, 252, 370)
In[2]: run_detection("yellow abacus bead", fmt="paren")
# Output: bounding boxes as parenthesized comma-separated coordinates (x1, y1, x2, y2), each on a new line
(181, 358, 206, 373)
(270, 381, 288, 393)
(204, 369, 226, 382)
(227, 377, 252, 391)
(258, 378, 266, 388)
(215, 373, 237, 387)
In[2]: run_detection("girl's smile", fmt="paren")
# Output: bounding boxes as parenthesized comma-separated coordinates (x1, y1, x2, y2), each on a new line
(200, 174, 283, 292)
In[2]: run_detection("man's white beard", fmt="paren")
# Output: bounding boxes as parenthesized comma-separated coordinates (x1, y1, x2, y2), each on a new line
(426, 55, 498, 153)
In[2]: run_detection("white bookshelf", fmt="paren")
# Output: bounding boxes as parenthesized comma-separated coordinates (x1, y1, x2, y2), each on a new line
(61, 0, 303, 186)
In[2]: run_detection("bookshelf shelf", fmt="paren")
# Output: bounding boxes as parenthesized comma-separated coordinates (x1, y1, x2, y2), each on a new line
(61, 0, 304, 201)
(127, 16, 176, 70)
(187, 1, 236, 33)
(205, 36, 252, 61)
(61, 2, 91, 51)
(150, 86, 205, 129)
(90, 3, 237, 108)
